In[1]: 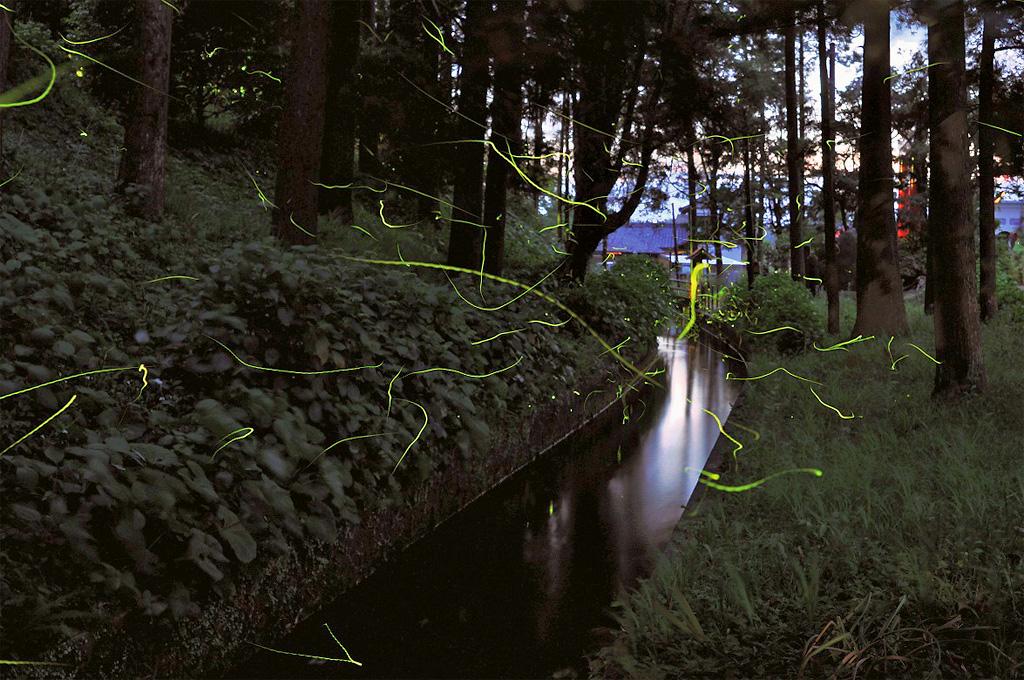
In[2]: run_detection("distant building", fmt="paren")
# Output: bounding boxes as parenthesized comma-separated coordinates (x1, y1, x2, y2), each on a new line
(996, 198, 1023, 236)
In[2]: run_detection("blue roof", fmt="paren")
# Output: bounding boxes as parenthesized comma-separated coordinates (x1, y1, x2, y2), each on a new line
(607, 224, 688, 254)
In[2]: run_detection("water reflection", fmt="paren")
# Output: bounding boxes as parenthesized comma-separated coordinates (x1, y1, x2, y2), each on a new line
(230, 335, 739, 680)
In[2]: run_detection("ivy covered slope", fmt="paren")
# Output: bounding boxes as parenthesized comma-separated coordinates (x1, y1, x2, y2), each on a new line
(0, 79, 676, 660)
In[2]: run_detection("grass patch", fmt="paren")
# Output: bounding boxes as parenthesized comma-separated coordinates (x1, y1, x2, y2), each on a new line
(589, 292, 1024, 678)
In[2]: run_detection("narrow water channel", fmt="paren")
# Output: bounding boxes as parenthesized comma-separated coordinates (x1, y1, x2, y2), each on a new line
(229, 334, 740, 679)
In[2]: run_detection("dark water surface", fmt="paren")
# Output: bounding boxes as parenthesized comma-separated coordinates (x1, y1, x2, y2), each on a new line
(229, 335, 739, 679)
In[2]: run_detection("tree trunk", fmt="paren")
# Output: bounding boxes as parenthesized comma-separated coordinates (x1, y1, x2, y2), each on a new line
(356, 0, 380, 176)
(978, 10, 997, 321)
(0, 2, 13, 171)
(851, 0, 907, 337)
(482, 0, 525, 276)
(798, 28, 806, 142)
(318, 0, 361, 222)
(687, 133, 698, 257)
(271, 0, 331, 245)
(785, 20, 804, 278)
(927, 0, 985, 395)
(446, 0, 489, 270)
(744, 136, 756, 289)
(818, 4, 839, 334)
(117, 0, 174, 221)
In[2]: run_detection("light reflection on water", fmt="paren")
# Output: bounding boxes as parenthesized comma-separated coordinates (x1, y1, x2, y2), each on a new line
(230, 335, 740, 680)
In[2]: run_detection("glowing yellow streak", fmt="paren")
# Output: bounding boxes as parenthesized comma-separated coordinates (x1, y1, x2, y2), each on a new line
(203, 47, 226, 58)
(134, 364, 148, 402)
(745, 326, 801, 336)
(0, 660, 70, 666)
(471, 329, 524, 345)
(725, 420, 761, 440)
(311, 180, 386, 193)
(512, 150, 571, 162)
(0, 33, 56, 108)
(445, 262, 560, 312)
(386, 367, 403, 417)
(538, 221, 567, 234)
(528, 317, 571, 328)
(322, 624, 362, 666)
(421, 17, 454, 56)
(479, 228, 488, 297)
(288, 212, 317, 238)
(813, 334, 874, 352)
(690, 238, 739, 249)
(795, 235, 815, 249)
(906, 342, 942, 364)
(809, 387, 856, 419)
(1, 394, 77, 456)
(160, 0, 182, 15)
(356, 19, 392, 45)
(392, 398, 428, 473)
(300, 433, 392, 473)
(0, 366, 136, 401)
(733, 223, 768, 243)
(701, 468, 823, 493)
(552, 245, 569, 256)
(206, 336, 383, 375)
(726, 367, 823, 386)
(825, 139, 836, 151)
(698, 133, 763, 155)
(0, 3, 13, 11)
(59, 24, 128, 45)
(56, 45, 178, 100)
(623, 160, 643, 167)
(246, 170, 276, 209)
(883, 61, 947, 83)
(379, 200, 419, 228)
(248, 69, 281, 83)
(248, 624, 362, 666)
(599, 336, 630, 357)
(701, 406, 743, 460)
(445, 138, 605, 219)
(679, 262, 709, 339)
(802, 276, 823, 283)
(349, 224, 377, 240)
(1, 168, 22, 188)
(890, 354, 908, 371)
(405, 356, 523, 381)
(368, 176, 467, 216)
(144, 275, 198, 283)
(338, 255, 656, 387)
(211, 427, 254, 460)
(976, 121, 1022, 137)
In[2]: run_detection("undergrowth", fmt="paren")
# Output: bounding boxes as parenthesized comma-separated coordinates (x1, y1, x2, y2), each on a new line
(0, 70, 675, 659)
(589, 294, 1024, 679)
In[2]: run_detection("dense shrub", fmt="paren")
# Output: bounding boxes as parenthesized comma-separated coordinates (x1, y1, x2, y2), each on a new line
(714, 273, 823, 354)
(0, 81, 675, 658)
(995, 246, 1024, 322)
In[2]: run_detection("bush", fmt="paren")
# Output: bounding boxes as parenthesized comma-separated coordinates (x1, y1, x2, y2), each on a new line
(715, 273, 823, 354)
(995, 246, 1024, 322)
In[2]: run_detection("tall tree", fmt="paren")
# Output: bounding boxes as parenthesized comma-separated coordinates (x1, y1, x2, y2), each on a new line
(117, 0, 175, 221)
(743, 136, 757, 288)
(0, 2, 12, 170)
(784, 19, 804, 278)
(318, 1, 361, 223)
(926, 0, 985, 395)
(272, 0, 331, 245)
(851, 0, 907, 337)
(818, 3, 839, 334)
(564, 0, 658, 281)
(482, 0, 526, 276)
(446, 0, 490, 271)
(977, 8, 997, 321)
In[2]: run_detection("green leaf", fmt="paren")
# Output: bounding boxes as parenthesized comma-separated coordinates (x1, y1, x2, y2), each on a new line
(217, 507, 257, 564)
